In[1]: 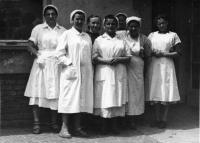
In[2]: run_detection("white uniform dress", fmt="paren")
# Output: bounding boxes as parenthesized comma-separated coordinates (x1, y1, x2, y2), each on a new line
(125, 33, 151, 115)
(145, 31, 181, 104)
(24, 22, 66, 110)
(55, 27, 93, 114)
(93, 33, 131, 118)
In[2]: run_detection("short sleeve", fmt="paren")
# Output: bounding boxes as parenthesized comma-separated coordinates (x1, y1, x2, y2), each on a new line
(148, 32, 154, 41)
(29, 25, 40, 45)
(92, 39, 100, 60)
(124, 40, 132, 57)
(172, 33, 181, 46)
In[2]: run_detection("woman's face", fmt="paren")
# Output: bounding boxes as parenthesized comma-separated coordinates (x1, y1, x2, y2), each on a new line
(104, 18, 117, 34)
(88, 17, 101, 33)
(128, 21, 140, 35)
(157, 18, 168, 32)
(44, 9, 57, 25)
(73, 13, 85, 30)
(117, 15, 126, 30)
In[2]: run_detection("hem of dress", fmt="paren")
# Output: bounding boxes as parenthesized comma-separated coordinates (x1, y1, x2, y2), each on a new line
(147, 100, 180, 105)
(58, 106, 93, 114)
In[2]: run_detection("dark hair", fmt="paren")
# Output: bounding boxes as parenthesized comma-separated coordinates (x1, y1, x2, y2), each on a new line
(104, 14, 118, 26)
(72, 11, 85, 21)
(21, 11, 35, 25)
(87, 14, 102, 30)
(127, 20, 140, 27)
(44, 6, 58, 16)
(155, 14, 170, 24)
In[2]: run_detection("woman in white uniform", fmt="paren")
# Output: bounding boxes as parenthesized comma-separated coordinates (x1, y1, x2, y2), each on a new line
(55, 10, 93, 138)
(146, 14, 181, 129)
(24, 5, 66, 134)
(125, 16, 151, 129)
(93, 14, 131, 135)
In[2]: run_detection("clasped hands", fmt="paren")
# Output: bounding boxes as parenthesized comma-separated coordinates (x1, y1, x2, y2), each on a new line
(152, 49, 168, 58)
(107, 57, 121, 66)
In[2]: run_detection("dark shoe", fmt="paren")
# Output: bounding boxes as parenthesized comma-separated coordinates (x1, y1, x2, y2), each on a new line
(74, 129, 90, 137)
(112, 128, 120, 135)
(59, 127, 71, 138)
(149, 120, 160, 127)
(158, 121, 167, 129)
(33, 121, 41, 134)
(51, 122, 60, 133)
(129, 123, 137, 130)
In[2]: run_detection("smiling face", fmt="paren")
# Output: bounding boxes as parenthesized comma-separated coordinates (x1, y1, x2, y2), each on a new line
(73, 13, 85, 31)
(88, 17, 101, 33)
(157, 18, 168, 32)
(44, 9, 57, 25)
(128, 20, 140, 36)
(104, 18, 118, 35)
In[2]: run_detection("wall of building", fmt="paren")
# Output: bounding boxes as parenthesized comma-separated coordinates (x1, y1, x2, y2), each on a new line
(52, 0, 152, 36)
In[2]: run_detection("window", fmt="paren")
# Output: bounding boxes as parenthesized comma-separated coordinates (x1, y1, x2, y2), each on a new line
(0, 0, 43, 41)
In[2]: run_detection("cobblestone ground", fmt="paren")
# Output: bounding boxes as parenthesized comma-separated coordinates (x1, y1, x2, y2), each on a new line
(0, 127, 160, 143)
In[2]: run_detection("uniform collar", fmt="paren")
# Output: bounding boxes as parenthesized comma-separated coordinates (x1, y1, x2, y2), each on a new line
(102, 33, 119, 40)
(71, 26, 85, 36)
(42, 22, 61, 29)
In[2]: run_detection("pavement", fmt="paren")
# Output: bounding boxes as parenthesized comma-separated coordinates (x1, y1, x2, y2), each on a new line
(0, 103, 199, 143)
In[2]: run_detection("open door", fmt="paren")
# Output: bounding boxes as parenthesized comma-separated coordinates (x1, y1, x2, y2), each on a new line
(187, 0, 200, 106)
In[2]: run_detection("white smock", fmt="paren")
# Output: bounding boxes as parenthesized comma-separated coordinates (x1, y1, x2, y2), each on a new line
(93, 33, 131, 118)
(55, 27, 93, 114)
(145, 31, 181, 103)
(24, 22, 66, 110)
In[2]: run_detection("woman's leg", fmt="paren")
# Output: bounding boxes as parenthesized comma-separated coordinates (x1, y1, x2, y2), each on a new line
(32, 105, 40, 122)
(128, 115, 137, 130)
(74, 113, 81, 131)
(74, 113, 89, 137)
(59, 114, 71, 138)
(162, 104, 169, 122)
(50, 110, 60, 133)
(158, 104, 169, 129)
(32, 105, 41, 134)
(111, 117, 120, 135)
(150, 103, 161, 127)
(155, 103, 161, 121)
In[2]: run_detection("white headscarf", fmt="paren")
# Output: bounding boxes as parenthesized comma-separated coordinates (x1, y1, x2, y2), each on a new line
(70, 10, 86, 23)
(126, 16, 141, 26)
(116, 13, 128, 18)
(103, 15, 119, 30)
(43, 5, 59, 17)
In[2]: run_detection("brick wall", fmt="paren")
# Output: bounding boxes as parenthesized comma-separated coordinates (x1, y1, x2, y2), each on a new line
(0, 74, 53, 128)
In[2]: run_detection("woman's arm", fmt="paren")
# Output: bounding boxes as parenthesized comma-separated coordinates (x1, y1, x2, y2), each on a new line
(93, 57, 111, 65)
(27, 40, 40, 58)
(155, 43, 181, 58)
(110, 56, 131, 66)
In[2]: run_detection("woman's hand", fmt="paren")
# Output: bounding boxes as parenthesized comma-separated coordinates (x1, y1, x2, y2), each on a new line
(110, 57, 119, 66)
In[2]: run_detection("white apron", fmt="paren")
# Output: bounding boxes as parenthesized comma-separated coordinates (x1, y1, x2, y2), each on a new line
(145, 32, 180, 102)
(126, 35, 145, 115)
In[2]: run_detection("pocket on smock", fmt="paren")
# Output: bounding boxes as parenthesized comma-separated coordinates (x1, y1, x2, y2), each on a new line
(65, 66, 77, 80)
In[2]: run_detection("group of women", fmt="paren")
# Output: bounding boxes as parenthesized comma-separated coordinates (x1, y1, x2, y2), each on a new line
(24, 5, 181, 139)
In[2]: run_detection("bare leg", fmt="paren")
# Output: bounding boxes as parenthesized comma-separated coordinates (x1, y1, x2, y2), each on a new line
(162, 105, 169, 122)
(32, 105, 40, 122)
(59, 114, 71, 138)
